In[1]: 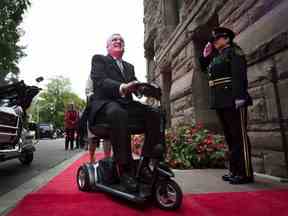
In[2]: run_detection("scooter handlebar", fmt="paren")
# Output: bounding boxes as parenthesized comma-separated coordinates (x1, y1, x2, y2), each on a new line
(133, 83, 162, 100)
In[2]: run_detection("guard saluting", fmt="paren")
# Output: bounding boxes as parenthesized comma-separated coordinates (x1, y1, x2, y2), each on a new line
(199, 27, 254, 184)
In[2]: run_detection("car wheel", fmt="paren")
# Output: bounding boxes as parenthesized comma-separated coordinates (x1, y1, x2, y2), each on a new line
(19, 152, 34, 165)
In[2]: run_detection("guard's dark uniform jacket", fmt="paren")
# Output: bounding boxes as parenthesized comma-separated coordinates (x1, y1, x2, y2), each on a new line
(199, 45, 254, 181)
(199, 45, 252, 109)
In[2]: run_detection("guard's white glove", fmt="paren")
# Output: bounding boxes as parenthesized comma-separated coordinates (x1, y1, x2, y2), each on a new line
(235, 99, 246, 109)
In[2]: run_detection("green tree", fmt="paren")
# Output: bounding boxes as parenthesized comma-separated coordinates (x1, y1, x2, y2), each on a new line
(0, 0, 31, 85)
(29, 76, 85, 129)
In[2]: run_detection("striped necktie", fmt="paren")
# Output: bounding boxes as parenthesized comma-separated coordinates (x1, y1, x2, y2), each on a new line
(116, 59, 127, 81)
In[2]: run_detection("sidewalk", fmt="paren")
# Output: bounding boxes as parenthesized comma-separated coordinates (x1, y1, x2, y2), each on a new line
(1, 151, 288, 215)
(175, 169, 287, 194)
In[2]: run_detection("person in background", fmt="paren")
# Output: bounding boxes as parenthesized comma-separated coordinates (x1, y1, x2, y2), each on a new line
(199, 27, 254, 184)
(64, 103, 79, 150)
(85, 76, 112, 163)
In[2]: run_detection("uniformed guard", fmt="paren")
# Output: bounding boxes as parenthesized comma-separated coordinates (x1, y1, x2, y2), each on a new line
(199, 27, 254, 184)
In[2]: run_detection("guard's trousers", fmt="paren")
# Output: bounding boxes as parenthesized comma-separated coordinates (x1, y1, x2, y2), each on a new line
(216, 107, 254, 178)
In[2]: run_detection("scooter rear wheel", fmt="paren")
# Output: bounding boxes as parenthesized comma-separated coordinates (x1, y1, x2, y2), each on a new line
(77, 165, 91, 192)
(155, 179, 182, 210)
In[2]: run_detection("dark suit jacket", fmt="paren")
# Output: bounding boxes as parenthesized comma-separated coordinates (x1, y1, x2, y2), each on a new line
(89, 54, 137, 125)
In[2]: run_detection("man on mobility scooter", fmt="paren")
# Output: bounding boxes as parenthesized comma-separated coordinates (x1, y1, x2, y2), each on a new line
(77, 33, 182, 210)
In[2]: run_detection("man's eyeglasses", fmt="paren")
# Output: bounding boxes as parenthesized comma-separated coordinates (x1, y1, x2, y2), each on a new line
(112, 38, 124, 43)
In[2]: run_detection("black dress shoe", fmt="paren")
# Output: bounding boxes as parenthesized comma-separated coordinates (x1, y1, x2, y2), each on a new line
(140, 166, 153, 183)
(222, 173, 234, 182)
(120, 173, 138, 192)
(229, 176, 254, 185)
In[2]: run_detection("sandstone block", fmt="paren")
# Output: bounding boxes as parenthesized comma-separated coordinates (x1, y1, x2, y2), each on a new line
(248, 131, 285, 151)
(170, 71, 193, 100)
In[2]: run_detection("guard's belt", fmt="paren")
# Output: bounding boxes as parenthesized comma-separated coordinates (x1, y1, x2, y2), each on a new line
(209, 77, 232, 87)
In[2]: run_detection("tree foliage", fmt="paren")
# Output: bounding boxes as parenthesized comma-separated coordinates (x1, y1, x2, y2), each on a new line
(0, 0, 31, 85)
(28, 76, 86, 129)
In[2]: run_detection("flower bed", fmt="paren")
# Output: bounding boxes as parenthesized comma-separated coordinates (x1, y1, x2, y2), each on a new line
(131, 123, 227, 169)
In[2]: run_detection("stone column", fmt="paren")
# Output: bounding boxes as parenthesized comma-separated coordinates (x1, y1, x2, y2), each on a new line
(145, 48, 155, 83)
(159, 58, 172, 127)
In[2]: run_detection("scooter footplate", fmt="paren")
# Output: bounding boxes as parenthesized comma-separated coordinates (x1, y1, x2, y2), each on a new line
(95, 183, 152, 203)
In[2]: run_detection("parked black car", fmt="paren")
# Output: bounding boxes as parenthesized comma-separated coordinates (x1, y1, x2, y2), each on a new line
(38, 123, 56, 139)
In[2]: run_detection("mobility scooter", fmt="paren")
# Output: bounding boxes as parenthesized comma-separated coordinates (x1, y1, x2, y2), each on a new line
(76, 83, 183, 210)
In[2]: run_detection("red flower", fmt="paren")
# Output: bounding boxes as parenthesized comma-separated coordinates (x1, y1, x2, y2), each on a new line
(216, 143, 225, 149)
(207, 138, 213, 145)
(197, 123, 203, 129)
(190, 128, 198, 134)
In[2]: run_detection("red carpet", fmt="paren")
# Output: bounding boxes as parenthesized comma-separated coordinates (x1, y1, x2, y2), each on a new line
(7, 153, 288, 216)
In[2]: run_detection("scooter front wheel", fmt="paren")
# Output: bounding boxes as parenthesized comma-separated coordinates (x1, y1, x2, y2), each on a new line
(77, 165, 91, 192)
(154, 179, 183, 210)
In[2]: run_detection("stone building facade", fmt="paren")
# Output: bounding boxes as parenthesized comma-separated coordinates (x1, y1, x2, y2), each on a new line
(143, 0, 288, 177)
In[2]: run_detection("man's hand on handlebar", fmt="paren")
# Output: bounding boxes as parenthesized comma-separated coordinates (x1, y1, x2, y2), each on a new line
(120, 81, 139, 96)
(120, 81, 162, 100)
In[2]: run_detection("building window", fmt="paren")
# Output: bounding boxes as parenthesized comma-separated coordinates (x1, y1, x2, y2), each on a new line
(175, 0, 183, 25)
(163, 0, 183, 28)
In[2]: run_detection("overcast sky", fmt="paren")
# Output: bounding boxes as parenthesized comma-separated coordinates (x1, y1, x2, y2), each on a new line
(19, 0, 146, 99)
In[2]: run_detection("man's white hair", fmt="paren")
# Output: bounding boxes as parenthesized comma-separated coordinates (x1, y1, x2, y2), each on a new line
(106, 33, 124, 48)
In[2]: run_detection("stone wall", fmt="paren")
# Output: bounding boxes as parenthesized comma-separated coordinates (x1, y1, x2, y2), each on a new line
(143, 0, 288, 177)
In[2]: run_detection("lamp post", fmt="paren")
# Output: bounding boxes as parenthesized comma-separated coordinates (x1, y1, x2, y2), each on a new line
(36, 103, 55, 123)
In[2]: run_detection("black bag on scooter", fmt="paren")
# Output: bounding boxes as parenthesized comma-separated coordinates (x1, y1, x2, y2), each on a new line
(97, 157, 119, 185)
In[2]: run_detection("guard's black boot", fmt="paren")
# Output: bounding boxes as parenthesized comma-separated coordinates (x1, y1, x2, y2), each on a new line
(229, 176, 254, 185)
(222, 173, 234, 182)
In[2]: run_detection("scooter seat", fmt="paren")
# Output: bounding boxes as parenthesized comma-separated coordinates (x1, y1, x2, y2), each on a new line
(89, 117, 146, 138)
